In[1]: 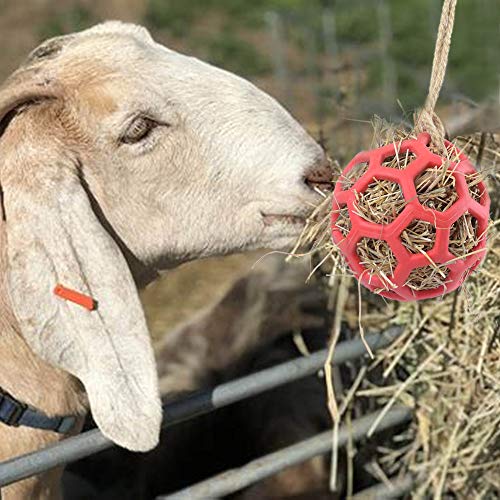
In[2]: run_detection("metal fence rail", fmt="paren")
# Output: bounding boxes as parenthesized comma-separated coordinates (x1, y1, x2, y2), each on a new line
(159, 406, 411, 499)
(351, 474, 413, 499)
(0, 327, 403, 494)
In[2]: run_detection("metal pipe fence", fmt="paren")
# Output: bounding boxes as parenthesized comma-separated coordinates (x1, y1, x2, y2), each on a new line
(0, 326, 406, 498)
(351, 474, 413, 499)
(159, 407, 411, 499)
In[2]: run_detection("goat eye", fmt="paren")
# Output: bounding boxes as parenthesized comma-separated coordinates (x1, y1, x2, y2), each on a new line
(121, 117, 157, 144)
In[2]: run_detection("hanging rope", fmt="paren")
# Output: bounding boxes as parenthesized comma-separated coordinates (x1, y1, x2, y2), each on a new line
(414, 0, 458, 150)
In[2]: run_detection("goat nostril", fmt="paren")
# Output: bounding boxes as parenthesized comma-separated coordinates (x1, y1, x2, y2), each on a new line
(304, 156, 334, 193)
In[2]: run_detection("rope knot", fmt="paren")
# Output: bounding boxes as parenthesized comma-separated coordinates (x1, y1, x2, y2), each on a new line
(414, 108, 447, 151)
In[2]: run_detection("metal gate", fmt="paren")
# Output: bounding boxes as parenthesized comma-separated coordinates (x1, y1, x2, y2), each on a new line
(0, 327, 414, 499)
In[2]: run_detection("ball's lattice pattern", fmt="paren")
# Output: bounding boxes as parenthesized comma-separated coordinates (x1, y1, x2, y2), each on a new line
(331, 133, 490, 301)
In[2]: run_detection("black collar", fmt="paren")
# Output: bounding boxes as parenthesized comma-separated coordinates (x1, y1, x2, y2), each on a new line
(0, 388, 76, 434)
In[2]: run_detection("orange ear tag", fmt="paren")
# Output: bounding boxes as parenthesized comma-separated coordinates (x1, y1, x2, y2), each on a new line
(54, 284, 96, 311)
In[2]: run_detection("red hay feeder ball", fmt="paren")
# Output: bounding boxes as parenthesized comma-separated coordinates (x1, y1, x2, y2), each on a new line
(331, 133, 490, 301)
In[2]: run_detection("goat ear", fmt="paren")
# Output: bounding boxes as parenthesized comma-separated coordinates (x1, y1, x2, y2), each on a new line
(1, 127, 161, 451)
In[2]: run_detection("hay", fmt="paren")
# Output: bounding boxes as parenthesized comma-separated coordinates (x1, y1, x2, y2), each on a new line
(340, 162, 369, 190)
(449, 213, 479, 257)
(381, 150, 417, 169)
(401, 220, 436, 254)
(405, 263, 451, 291)
(290, 157, 345, 271)
(353, 178, 406, 225)
(357, 238, 397, 278)
(457, 132, 499, 217)
(415, 165, 458, 212)
(465, 171, 484, 203)
(334, 206, 351, 238)
(369, 226, 500, 497)
(295, 119, 488, 296)
(290, 129, 498, 497)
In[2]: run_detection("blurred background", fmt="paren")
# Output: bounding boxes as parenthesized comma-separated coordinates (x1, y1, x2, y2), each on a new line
(1, 1, 498, 498)
(1, 0, 498, 163)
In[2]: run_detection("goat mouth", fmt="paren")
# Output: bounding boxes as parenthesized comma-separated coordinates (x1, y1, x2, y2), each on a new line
(262, 213, 307, 227)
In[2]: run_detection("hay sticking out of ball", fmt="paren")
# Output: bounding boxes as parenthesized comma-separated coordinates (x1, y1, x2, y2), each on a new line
(290, 177, 350, 282)
(290, 155, 342, 252)
(340, 161, 369, 190)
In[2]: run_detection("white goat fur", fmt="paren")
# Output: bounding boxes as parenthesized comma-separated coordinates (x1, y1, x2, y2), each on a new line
(0, 22, 325, 499)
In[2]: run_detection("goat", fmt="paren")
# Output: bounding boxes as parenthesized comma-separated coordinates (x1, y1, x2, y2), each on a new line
(0, 21, 331, 499)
